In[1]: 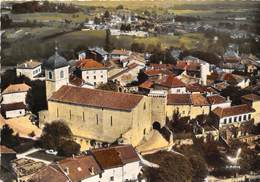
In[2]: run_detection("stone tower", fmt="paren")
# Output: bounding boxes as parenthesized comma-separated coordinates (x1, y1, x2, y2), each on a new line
(44, 47, 69, 99)
(148, 90, 167, 127)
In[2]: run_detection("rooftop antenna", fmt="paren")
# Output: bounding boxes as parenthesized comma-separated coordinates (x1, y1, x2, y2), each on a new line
(55, 41, 58, 55)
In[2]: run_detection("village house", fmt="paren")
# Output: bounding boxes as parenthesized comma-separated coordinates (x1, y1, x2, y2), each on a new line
(110, 49, 131, 61)
(16, 59, 42, 80)
(241, 93, 260, 124)
(76, 59, 108, 87)
(166, 93, 210, 119)
(79, 47, 109, 63)
(30, 145, 141, 182)
(1, 83, 31, 118)
(206, 94, 231, 110)
(211, 104, 255, 128)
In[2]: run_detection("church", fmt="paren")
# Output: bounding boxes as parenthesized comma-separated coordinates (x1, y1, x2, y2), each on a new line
(39, 48, 166, 149)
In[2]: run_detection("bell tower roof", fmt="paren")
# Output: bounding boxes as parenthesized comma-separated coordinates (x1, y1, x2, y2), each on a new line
(44, 46, 68, 70)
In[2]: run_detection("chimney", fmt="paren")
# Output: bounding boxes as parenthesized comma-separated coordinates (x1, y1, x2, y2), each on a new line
(64, 167, 69, 175)
(160, 61, 162, 65)
(30, 59, 33, 62)
(227, 96, 230, 102)
(25, 63, 27, 68)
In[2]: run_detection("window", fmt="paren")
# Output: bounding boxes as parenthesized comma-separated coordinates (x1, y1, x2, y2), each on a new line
(60, 70, 64, 78)
(94, 82, 96, 86)
(143, 103, 146, 110)
(110, 176, 114, 181)
(110, 116, 113, 126)
(69, 110, 72, 120)
(248, 114, 251, 120)
(82, 112, 85, 121)
(229, 118, 232, 123)
(101, 75, 103, 78)
(177, 89, 180, 93)
(182, 111, 185, 114)
(86, 76, 89, 79)
(239, 116, 242, 121)
(224, 118, 227, 124)
(243, 115, 246, 120)
(49, 71, 52, 79)
(96, 114, 99, 125)
(143, 128, 146, 135)
(234, 117, 237, 122)
(56, 108, 59, 117)
(94, 76, 96, 79)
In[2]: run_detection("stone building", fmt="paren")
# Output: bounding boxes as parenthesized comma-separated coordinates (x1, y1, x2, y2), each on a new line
(16, 59, 42, 80)
(241, 93, 260, 124)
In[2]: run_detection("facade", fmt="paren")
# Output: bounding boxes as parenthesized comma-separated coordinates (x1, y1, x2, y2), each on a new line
(16, 59, 42, 79)
(212, 104, 255, 128)
(1, 83, 30, 118)
(76, 59, 108, 87)
(111, 49, 131, 61)
(207, 95, 231, 110)
(241, 94, 260, 124)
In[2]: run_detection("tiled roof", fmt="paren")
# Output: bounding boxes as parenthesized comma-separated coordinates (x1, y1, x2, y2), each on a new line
(1, 102, 27, 112)
(212, 104, 255, 118)
(0, 145, 16, 154)
(156, 75, 186, 88)
(241, 94, 260, 101)
(58, 155, 102, 181)
(167, 94, 192, 105)
(30, 165, 68, 182)
(76, 59, 106, 70)
(207, 95, 227, 105)
(186, 83, 208, 93)
(17, 60, 42, 69)
(139, 80, 154, 89)
(92, 145, 139, 170)
(69, 75, 85, 87)
(49, 86, 143, 111)
(149, 64, 173, 70)
(2, 83, 31, 94)
(191, 94, 209, 106)
(174, 61, 200, 71)
(143, 69, 162, 76)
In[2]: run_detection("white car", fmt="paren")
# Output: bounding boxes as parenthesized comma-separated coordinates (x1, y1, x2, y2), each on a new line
(45, 149, 58, 155)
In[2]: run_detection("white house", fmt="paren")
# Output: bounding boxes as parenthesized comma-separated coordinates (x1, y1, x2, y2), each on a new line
(212, 104, 255, 127)
(91, 145, 142, 182)
(16, 59, 42, 80)
(110, 49, 131, 61)
(2, 83, 31, 104)
(207, 95, 231, 110)
(1, 83, 30, 118)
(76, 59, 108, 87)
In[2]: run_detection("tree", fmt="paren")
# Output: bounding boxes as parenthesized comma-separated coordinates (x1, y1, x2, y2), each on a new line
(103, 10, 110, 19)
(189, 155, 208, 182)
(116, 5, 123, 9)
(97, 80, 118, 91)
(94, 16, 101, 24)
(1, 124, 20, 148)
(131, 42, 145, 53)
(120, 24, 126, 31)
(104, 29, 113, 52)
(126, 24, 131, 31)
(40, 120, 80, 156)
(143, 151, 192, 182)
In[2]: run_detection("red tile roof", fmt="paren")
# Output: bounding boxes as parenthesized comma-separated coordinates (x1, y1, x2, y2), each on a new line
(138, 80, 154, 89)
(49, 86, 143, 111)
(191, 94, 209, 106)
(212, 104, 255, 118)
(156, 75, 186, 88)
(76, 59, 106, 70)
(92, 145, 139, 170)
(174, 61, 200, 71)
(207, 95, 227, 105)
(69, 75, 85, 87)
(2, 83, 31, 95)
(143, 69, 162, 76)
(58, 155, 102, 181)
(186, 83, 208, 93)
(30, 165, 68, 182)
(167, 94, 192, 105)
(149, 64, 173, 71)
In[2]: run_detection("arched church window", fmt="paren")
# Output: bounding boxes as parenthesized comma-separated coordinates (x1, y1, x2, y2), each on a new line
(49, 71, 52, 79)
